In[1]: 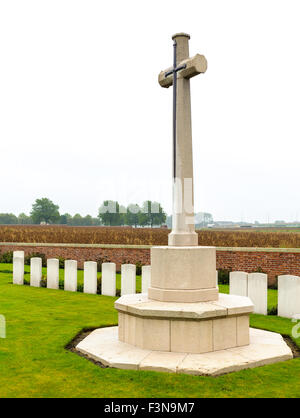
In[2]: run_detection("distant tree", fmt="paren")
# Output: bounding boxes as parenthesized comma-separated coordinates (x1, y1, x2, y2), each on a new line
(125, 204, 141, 227)
(98, 201, 125, 226)
(138, 211, 148, 227)
(30, 198, 60, 224)
(150, 202, 167, 227)
(83, 215, 93, 226)
(59, 213, 72, 225)
(0, 213, 18, 224)
(71, 213, 84, 226)
(18, 213, 33, 225)
(58, 213, 101, 226)
(141, 201, 166, 227)
(91, 217, 101, 226)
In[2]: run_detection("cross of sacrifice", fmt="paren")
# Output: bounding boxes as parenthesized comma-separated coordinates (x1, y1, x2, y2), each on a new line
(158, 33, 207, 247)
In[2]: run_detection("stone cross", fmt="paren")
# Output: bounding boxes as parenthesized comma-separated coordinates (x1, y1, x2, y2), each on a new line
(158, 33, 207, 246)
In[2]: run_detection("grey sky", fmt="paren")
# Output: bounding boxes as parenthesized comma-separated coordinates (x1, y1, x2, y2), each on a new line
(1, 0, 300, 223)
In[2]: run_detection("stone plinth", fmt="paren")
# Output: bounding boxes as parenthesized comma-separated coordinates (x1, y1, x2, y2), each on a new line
(148, 246, 218, 303)
(115, 293, 253, 354)
(76, 327, 292, 376)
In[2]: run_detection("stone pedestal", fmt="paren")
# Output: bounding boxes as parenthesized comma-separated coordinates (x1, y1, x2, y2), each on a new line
(148, 246, 218, 303)
(116, 246, 252, 355)
(116, 293, 252, 353)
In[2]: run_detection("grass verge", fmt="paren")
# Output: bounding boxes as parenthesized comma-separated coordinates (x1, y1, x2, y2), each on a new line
(0, 266, 299, 397)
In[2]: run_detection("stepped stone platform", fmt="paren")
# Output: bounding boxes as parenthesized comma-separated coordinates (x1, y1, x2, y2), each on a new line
(76, 325, 292, 376)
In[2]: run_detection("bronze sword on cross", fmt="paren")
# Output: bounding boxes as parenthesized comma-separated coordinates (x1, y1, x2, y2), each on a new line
(164, 40, 187, 180)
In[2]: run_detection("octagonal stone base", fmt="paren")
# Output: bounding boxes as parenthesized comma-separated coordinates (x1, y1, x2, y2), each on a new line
(115, 293, 253, 353)
(76, 327, 293, 376)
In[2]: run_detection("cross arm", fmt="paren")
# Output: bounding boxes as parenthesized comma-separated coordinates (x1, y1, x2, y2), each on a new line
(158, 54, 207, 88)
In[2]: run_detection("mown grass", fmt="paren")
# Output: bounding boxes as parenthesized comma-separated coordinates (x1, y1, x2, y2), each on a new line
(0, 267, 299, 398)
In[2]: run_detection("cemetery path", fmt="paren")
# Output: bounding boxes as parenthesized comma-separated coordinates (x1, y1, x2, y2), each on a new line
(0, 266, 299, 398)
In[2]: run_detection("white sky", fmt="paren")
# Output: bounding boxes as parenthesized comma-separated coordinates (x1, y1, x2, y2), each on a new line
(1, 0, 300, 223)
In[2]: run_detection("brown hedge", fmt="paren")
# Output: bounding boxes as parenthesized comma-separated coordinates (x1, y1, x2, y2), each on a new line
(1, 225, 300, 248)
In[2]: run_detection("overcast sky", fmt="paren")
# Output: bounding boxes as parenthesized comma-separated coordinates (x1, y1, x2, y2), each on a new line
(1, 0, 300, 222)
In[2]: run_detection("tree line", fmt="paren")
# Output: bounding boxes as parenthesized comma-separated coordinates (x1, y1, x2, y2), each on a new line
(0, 198, 167, 227)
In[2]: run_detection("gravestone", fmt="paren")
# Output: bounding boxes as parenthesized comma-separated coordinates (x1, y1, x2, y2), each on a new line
(64, 260, 77, 292)
(278, 275, 300, 318)
(230, 271, 248, 297)
(13, 257, 24, 285)
(47, 259, 59, 289)
(30, 257, 42, 287)
(101, 262, 116, 296)
(121, 264, 136, 296)
(248, 273, 268, 315)
(13, 250, 24, 259)
(83, 261, 97, 294)
(13, 251, 25, 285)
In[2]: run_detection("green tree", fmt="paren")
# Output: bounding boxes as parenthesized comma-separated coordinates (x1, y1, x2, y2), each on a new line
(98, 201, 125, 226)
(59, 213, 72, 225)
(0, 213, 18, 224)
(83, 215, 93, 226)
(71, 214, 84, 226)
(141, 201, 166, 227)
(138, 211, 148, 227)
(18, 213, 33, 224)
(30, 198, 60, 224)
(125, 204, 141, 227)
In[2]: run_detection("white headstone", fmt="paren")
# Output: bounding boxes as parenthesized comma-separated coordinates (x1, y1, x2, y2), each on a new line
(30, 257, 42, 287)
(248, 273, 268, 315)
(229, 271, 248, 296)
(13, 250, 24, 259)
(121, 264, 136, 296)
(47, 259, 59, 290)
(13, 256, 24, 285)
(141, 266, 151, 294)
(64, 260, 77, 292)
(101, 262, 116, 296)
(84, 261, 97, 294)
(278, 275, 300, 318)
(216, 270, 219, 290)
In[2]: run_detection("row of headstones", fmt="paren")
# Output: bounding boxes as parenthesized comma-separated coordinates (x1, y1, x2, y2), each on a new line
(12, 251, 151, 296)
(229, 271, 300, 318)
(12, 252, 300, 318)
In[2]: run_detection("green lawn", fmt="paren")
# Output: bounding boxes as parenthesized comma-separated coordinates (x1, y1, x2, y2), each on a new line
(0, 264, 299, 398)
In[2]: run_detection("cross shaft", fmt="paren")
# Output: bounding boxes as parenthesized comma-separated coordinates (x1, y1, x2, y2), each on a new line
(158, 33, 207, 247)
